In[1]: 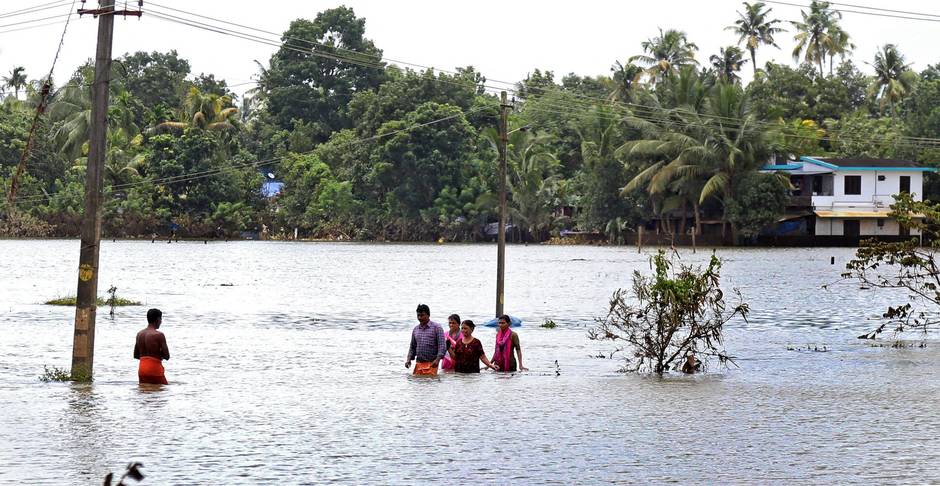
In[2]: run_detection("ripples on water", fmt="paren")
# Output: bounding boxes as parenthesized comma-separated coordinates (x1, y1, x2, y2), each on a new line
(1, 241, 939, 484)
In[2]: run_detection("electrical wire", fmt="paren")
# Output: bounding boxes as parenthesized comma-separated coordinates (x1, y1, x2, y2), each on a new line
(5, 0, 79, 209)
(765, 0, 940, 22)
(144, 0, 522, 90)
(0, 18, 69, 35)
(0, 0, 73, 19)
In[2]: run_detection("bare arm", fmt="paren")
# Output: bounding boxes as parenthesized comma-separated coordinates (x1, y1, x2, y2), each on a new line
(160, 333, 170, 361)
(514, 334, 527, 371)
(406, 332, 416, 367)
(133, 336, 140, 359)
(480, 353, 497, 371)
(431, 326, 445, 367)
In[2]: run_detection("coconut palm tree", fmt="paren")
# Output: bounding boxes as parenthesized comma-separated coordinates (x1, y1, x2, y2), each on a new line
(157, 86, 239, 132)
(629, 28, 699, 83)
(726, 2, 786, 76)
(824, 25, 854, 75)
(710, 46, 749, 82)
(48, 84, 139, 161)
(506, 130, 560, 242)
(3, 66, 27, 99)
(620, 81, 770, 241)
(869, 44, 916, 114)
(609, 61, 644, 102)
(791, 0, 838, 77)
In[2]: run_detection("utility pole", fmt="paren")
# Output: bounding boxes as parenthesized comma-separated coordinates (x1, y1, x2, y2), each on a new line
(495, 91, 510, 317)
(71, 0, 140, 381)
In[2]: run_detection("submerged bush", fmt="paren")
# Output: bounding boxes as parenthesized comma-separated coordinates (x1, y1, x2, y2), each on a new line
(589, 250, 748, 373)
(39, 365, 72, 382)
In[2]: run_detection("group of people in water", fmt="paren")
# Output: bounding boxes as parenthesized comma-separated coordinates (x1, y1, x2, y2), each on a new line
(133, 303, 528, 384)
(405, 304, 527, 376)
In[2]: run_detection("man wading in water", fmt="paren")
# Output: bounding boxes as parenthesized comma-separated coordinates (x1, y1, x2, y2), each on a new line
(405, 304, 445, 376)
(134, 308, 171, 384)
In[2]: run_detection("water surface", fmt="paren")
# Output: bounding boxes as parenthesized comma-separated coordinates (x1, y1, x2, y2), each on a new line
(1, 241, 938, 484)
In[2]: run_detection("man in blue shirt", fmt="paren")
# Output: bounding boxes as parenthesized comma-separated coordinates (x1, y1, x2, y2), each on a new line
(405, 304, 446, 375)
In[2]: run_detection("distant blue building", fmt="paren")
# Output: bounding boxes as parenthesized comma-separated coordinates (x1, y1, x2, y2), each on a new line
(262, 181, 284, 198)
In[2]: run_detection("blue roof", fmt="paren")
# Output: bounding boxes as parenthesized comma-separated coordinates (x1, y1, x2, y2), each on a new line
(262, 181, 284, 197)
(762, 163, 803, 170)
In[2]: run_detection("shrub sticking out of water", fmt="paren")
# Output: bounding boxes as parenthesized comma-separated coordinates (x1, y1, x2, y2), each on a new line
(589, 250, 748, 374)
(540, 319, 557, 329)
(45, 295, 141, 307)
(39, 365, 72, 382)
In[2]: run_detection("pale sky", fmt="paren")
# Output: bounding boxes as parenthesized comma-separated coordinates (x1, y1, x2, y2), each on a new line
(2, 0, 939, 99)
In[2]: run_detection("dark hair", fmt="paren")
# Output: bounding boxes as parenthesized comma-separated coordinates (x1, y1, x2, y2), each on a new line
(498, 314, 511, 324)
(416, 304, 430, 315)
(461, 319, 475, 330)
(147, 308, 162, 324)
(448, 313, 460, 323)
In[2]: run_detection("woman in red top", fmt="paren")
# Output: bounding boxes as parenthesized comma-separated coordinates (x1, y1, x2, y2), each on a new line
(448, 320, 498, 373)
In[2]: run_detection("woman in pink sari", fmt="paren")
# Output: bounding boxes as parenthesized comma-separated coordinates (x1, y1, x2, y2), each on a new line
(492, 314, 527, 372)
(440, 314, 462, 371)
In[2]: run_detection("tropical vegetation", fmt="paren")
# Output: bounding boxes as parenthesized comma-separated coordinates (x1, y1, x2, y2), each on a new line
(2, 2, 940, 244)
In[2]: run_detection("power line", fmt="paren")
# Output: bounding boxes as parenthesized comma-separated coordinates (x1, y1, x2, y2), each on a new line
(144, 1, 521, 90)
(6, 0, 78, 209)
(0, 12, 72, 29)
(144, 10, 512, 97)
(825, 1, 940, 19)
(0, 0, 73, 19)
(765, 0, 940, 22)
(0, 18, 69, 35)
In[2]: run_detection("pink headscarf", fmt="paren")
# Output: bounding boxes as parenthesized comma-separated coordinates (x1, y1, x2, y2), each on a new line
(493, 327, 514, 371)
(441, 331, 463, 370)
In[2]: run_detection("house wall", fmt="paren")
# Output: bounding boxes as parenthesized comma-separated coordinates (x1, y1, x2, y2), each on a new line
(818, 170, 924, 209)
(815, 218, 841, 236)
(813, 217, 921, 236)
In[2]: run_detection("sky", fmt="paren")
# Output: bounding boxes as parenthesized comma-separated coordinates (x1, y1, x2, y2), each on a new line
(2, 0, 940, 99)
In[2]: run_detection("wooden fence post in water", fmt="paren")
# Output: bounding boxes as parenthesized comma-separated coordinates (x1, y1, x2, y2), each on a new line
(637, 225, 643, 253)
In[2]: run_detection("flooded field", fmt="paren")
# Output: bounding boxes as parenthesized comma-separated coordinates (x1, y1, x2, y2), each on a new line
(1, 240, 938, 484)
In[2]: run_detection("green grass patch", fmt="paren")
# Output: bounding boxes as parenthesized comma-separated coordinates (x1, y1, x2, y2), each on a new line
(540, 319, 557, 329)
(44, 296, 141, 306)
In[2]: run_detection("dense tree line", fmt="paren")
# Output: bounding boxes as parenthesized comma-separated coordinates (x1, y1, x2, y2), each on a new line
(2, 1, 939, 242)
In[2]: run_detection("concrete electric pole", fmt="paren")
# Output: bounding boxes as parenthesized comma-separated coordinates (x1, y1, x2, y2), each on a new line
(495, 91, 510, 318)
(71, 0, 140, 381)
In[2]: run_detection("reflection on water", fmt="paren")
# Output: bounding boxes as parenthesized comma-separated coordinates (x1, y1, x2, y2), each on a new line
(1, 241, 939, 484)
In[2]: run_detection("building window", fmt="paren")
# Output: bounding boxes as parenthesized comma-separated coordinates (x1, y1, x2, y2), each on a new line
(844, 175, 862, 195)
(900, 175, 911, 194)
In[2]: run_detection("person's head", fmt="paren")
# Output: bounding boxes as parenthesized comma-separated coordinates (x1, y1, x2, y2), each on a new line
(147, 308, 162, 328)
(498, 314, 511, 330)
(416, 304, 430, 324)
(448, 314, 461, 332)
(460, 319, 475, 336)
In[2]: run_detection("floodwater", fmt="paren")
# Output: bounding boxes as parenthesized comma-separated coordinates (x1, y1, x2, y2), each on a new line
(1, 240, 938, 484)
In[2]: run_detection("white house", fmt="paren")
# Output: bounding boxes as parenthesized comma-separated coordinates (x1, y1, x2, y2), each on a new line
(761, 156, 936, 237)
